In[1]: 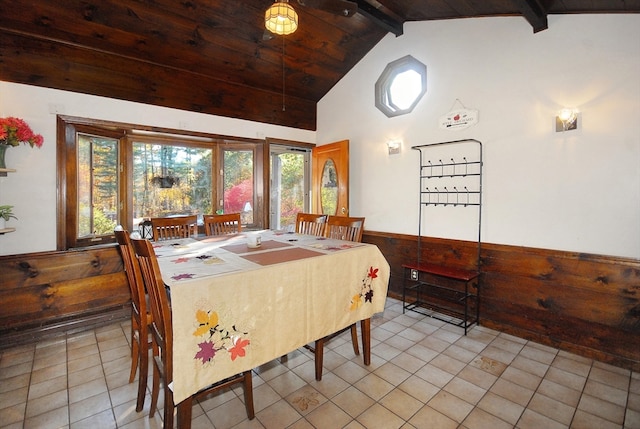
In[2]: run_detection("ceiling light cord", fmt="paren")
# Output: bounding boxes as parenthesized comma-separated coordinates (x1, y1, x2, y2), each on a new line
(282, 35, 286, 112)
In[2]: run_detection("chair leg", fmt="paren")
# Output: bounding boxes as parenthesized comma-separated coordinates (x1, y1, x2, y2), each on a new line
(163, 381, 174, 429)
(350, 324, 360, 356)
(314, 338, 325, 381)
(243, 370, 255, 419)
(129, 320, 139, 383)
(149, 355, 160, 418)
(135, 336, 149, 412)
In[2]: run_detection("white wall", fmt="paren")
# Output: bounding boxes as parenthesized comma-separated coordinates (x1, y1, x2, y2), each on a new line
(317, 15, 640, 259)
(0, 83, 315, 255)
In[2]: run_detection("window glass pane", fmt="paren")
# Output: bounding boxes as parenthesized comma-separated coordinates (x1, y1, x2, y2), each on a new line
(132, 142, 212, 225)
(77, 133, 119, 238)
(270, 151, 306, 230)
(223, 149, 254, 224)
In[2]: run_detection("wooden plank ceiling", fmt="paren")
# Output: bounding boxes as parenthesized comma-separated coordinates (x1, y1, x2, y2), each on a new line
(1, 0, 638, 130)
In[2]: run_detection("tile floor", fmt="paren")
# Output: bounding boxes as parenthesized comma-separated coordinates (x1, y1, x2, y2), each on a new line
(1, 297, 638, 429)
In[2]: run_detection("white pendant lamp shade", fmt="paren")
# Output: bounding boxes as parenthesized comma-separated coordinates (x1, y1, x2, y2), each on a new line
(265, 0, 298, 35)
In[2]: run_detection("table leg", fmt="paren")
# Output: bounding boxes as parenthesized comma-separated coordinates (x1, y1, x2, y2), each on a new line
(177, 397, 193, 429)
(361, 318, 371, 365)
(314, 338, 325, 381)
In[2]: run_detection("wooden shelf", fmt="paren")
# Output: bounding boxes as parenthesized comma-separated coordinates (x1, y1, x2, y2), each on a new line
(0, 227, 16, 234)
(0, 168, 17, 173)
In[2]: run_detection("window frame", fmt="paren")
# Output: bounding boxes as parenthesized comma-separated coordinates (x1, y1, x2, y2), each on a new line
(374, 55, 427, 118)
(56, 115, 268, 250)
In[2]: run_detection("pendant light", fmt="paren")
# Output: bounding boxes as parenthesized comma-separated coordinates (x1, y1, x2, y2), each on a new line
(265, 0, 298, 35)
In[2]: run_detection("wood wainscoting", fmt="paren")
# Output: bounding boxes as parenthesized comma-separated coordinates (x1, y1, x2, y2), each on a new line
(363, 231, 640, 371)
(0, 245, 130, 349)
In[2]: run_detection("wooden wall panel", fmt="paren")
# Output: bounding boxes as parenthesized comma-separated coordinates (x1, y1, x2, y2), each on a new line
(0, 246, 130, 346)
(363, 231, 640, 371)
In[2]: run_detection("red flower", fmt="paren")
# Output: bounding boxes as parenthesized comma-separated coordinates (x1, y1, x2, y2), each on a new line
(367, 266, 378, 279)
(0, 117, 43, 148)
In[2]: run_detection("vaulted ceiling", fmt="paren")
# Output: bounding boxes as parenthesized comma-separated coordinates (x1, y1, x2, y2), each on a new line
(1, 0, 638, 130)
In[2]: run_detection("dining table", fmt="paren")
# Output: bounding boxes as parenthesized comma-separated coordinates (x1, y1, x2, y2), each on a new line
(153, 229, 390, 427)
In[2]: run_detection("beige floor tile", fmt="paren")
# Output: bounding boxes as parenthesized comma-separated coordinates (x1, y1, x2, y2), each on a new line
(443, 377, 486, 405)
(536, 379, 581, 407)
(545, 366, 587, 392)
(519, 343, 557, 365)
(469, 355, 507, 377)
(589, 366, 631, 390)
(527, 392, 575, 425)
(69, 377, 108, 404)
(415, 363, 455, 388)
(309, 371, 350, 399)
(305, 400, 352, 429)
(256, 398, 301, 428)
(286, 385, 327, 415)
(480, 346, 517, 366)
(0, 386, 28, 410)
(476, 391, 524, 425)
(356, 402, 405, 429)
(584, 378, 628, 407)
(69, 391, 112, 423)
(354, 373, 396, 401)
(551, 355, 591, 377)
(28, 374, 67, 400)
(516, 409, 568, 429)
(379, 388, 423, 421)
(462, 407, 513, 429)
(442, 344, 478, 363)
(428, 390, 474, 423)
(332, 385, 375, 418)
(456, 364, 498, 390)
(267, 370, 308, 397)
(489, 378, 534, 407)
(430, 353, 466, 376)
(23, 405, 69, 429)
(408, 404, 458, 429)
(67, 343, 99, 362)
(70, 408, 117, 429)
(30, 362, 67, 385)
(510, 354, 550, 377)
(373, 362, 412, 386)
(0, 372, 30, 394)
(499, 366, 541, 391)
(571, 409, 622, 429)
(0, 361, 33, 380)
(578, 393, 625, 425)
(205, 396, 255, 429)
(396, 369, 440, 403)
(25, 389, 68, 418)
(624, 407, 640, 429)
(68, 353, 102, 374)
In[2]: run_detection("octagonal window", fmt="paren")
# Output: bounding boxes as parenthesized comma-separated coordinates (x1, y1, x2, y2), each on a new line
(375, 55, 427, 117)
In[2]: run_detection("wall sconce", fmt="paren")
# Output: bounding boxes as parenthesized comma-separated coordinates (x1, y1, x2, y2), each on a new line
(387, 140, 402, 155)
(556, 108, 578, 132)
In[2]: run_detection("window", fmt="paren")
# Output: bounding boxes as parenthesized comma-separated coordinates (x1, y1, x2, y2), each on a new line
(269, 145, 311, 231)
(375, 55, 427, 117)
(57, 117, 276, 250)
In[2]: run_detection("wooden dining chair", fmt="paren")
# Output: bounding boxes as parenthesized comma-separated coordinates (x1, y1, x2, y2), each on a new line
(150, 215, 198, 241)
(313, 215, 366, 381)
(114, 229, 151, 412)
(131, 238, 254, 429)
(295, 212, 327, 236)
(325, 215, 365, 242)
(203, 213, 241, 236)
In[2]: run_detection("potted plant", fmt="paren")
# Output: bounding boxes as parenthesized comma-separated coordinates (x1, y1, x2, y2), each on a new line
(0, 205, 17, 229)
(0, 117, 44, 175)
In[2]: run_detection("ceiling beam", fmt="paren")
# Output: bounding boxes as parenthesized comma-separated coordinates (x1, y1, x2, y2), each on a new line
(354, 0, 404, 36)
(512, 0, 549, 32)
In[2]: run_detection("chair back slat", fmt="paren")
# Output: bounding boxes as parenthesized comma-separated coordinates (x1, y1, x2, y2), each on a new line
(151, 215, 198, 241)
(114, 230, 147, 319)
(131, 238, 173, 381)
(295, 212, 327, 237)
(325, 216, 365, 242)
(203, 213, 242, 236)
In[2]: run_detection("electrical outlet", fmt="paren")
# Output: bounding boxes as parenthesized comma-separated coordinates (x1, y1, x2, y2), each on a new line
(411, 269, 418, 281)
